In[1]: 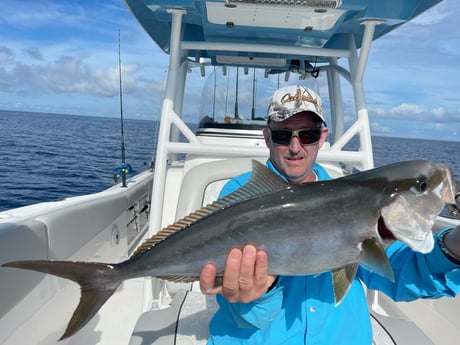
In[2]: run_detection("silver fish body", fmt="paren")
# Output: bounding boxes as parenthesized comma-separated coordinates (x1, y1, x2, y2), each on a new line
(123, 159, 454, 277)
(125, 178, 382, 278)
(2, 159, 456, 340)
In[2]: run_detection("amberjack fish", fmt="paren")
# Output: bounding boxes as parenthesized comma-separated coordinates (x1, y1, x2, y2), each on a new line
(2, 160, 456, 340)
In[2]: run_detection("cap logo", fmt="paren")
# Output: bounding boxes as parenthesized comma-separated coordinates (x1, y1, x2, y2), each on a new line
(280, 87, 320, 115)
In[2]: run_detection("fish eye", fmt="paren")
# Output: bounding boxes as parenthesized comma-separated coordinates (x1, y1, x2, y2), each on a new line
(416, 177, 428, 193)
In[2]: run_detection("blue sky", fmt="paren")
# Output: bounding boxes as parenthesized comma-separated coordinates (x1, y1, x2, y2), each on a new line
(0, 0, 459, 141)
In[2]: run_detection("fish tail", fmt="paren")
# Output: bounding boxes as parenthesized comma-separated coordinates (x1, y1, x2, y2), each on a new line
(3, 260, 122, 340)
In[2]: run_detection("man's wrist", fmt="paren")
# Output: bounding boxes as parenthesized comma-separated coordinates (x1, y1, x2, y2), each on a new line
(438, 230, 460, 265)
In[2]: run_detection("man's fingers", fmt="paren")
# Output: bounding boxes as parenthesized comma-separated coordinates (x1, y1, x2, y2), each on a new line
(222, 248, 243, 299)
(239, 245, 257, 289)
(254, 249, 269, 288)
(200, 263, 218, 294)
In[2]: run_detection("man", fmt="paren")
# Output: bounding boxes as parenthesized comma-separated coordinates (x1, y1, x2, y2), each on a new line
(200, 85, 460, 344)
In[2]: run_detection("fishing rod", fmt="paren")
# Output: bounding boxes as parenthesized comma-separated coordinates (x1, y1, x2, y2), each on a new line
(234, 67, 240, 120)
(251, 68, 256, 120)
(117, 30, 131, 187)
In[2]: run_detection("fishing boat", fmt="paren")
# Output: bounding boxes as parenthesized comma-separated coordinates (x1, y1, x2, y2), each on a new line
(1, 0, 459, 344)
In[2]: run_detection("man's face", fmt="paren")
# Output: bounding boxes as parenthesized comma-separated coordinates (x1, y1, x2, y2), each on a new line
(263, 112, 328, 184)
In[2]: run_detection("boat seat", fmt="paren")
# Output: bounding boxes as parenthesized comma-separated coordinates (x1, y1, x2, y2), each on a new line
(0, 220, 48, 316)
(129, 286, 218, 345)
(371, 311, 434, 345)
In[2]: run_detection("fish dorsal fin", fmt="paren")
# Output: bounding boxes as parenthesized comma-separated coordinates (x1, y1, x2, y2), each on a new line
(131, 160, 288, 259)
(249, 159, 289, 190)
(360, 238, 395, 282)
(332, 264, 359, 305)
(227, 160, 289, 202)
(130, 202, 224, 258)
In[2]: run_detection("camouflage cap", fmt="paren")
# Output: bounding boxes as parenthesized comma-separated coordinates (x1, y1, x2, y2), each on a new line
(267, 85, 324, 123)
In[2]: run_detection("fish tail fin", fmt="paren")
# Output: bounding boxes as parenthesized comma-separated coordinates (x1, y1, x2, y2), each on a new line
(59, 283, 117, 341)
(3, 260, 122, 340)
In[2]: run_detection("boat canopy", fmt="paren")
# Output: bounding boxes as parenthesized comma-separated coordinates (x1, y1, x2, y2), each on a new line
(125, 0, 442, 71)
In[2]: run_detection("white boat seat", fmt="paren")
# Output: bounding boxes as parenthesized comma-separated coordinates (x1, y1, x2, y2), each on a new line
(0, 220, 48, 319)
(129, 288, 218, 345)
(370, 311, 434, 345)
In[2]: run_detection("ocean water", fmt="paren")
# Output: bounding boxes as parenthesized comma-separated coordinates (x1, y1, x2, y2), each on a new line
(0, 110, 157, 211)
(0, 110, 459, 212)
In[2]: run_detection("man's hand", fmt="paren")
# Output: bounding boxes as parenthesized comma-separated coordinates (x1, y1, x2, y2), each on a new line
(200, 244, 277, 303)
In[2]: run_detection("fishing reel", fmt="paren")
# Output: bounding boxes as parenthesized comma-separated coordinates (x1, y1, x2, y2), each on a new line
(113, 163, 133, 186)
(447, 181, 460, 219)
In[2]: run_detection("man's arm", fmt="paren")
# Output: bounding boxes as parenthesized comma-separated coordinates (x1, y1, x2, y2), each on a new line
(361, 225, 460, 301)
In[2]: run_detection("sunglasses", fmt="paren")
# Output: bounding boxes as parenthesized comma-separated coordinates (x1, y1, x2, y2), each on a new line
(269, 127, 322, 146)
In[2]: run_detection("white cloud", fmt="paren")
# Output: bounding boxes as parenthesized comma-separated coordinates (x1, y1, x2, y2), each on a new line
(432, 107, 447, 119)
(371, 121, 391, 134)
(368, 103, 458, 125)
(0, 0, 170, 118)
(390, 103, 425, 115)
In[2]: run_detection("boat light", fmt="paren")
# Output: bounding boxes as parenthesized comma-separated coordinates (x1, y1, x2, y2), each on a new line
(225, 0, 341, 8)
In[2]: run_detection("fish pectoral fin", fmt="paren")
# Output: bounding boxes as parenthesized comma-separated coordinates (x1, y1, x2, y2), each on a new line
(332, 264, 358, 306)
(360, 238, 395, 282)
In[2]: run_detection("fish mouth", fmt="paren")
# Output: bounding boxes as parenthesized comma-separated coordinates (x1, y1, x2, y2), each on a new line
(379, 213, 434, 253)
(377, 217, 396, 241)
(380, 194, 436, 254)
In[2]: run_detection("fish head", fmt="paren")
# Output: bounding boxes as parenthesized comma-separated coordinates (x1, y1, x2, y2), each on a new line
(380, 161, 456, 253)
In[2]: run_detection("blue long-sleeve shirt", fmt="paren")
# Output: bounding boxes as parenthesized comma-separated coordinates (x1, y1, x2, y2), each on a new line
(207, 160, 460, 345)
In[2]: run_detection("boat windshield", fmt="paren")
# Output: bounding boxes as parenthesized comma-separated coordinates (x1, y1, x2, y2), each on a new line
(197, 66, 323, 132)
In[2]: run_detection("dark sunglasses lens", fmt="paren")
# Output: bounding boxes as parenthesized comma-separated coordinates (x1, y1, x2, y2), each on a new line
(270, 130, 292, 145)
(298, 129, 321, 145)
(271, 128, 321, 145)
